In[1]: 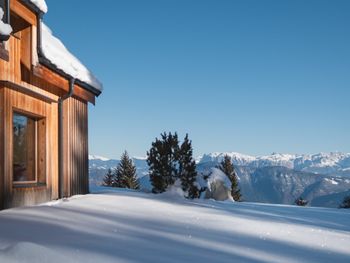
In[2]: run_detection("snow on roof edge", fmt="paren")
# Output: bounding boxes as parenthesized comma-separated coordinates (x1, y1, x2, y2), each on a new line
(41, 23, 103, 92)
(0, 8, 12, 35)
(28, 0, 48, 13)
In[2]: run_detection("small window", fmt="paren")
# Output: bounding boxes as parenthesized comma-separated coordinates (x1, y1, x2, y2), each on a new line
(0, 0, 10, 59)
(13, 112, 46, 184)
(0, 0, 9, 23)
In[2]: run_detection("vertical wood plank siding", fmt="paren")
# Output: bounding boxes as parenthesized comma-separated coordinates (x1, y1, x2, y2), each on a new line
(62, 97, 89, 197)
(0, 1, 92, 209)
(0, 87, 58, 208)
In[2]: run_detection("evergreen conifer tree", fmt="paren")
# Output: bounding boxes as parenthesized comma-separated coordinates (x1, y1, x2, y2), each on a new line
(218, 155, 242, 201)
(115, 151, 139, 189)
(147, 132, 179, 193)
(178, 134, 199, 198)
(103, 168, 114, 187)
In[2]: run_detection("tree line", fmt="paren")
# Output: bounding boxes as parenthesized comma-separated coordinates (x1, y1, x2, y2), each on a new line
(103, 131, 350, 208)
(103, 132, 242, 201)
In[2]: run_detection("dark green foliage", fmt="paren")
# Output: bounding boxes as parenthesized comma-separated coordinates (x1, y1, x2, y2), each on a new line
(339, 195, 350, 208)
(147, 132, 179, 193)
(295, 197, 308, 206)
(178, 134, 199, 199)
(147, 132, 200, 198)
(115, 151, 139, 189)
(218, 155, 242, 201)
(103, 168, 114, 187)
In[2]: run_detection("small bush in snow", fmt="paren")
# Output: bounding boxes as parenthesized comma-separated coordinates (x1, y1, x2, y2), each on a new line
(103, 168, 114, 187)
(294, 197, 308, 206)
(339, 196, 350, 209)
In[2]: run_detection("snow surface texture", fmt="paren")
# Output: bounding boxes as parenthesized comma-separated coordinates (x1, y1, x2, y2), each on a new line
(0, 8, 12, 35)
(29, 0, 48, 13)
(41, 23, 103, 91)
(0, 188, 349, 263)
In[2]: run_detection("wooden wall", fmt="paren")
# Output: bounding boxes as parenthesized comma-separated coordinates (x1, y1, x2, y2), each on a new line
(0, 86, 58, 209)
(62, 97, 89, 197)
(0, 0, 92, 209)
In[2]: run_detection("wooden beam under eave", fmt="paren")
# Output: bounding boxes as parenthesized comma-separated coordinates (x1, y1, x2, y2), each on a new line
(10, 0, 37, 26)
(73, 85, 95, 105)
(32, 65, 96, 104)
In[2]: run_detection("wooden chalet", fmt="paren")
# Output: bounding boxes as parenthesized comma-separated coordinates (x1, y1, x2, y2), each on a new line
(0, 0, 102, 209)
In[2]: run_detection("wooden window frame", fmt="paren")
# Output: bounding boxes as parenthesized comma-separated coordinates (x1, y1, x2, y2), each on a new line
(12, 109, 47, 187)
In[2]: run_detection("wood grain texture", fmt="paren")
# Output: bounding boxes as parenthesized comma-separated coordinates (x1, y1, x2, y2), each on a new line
(0, 1, 93, 209)
(62, 97, 89, 197)
(0, 86, 57, 208)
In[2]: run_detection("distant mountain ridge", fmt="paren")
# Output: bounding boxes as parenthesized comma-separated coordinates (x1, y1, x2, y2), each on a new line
(90, 151, 350, 176)
(89, 152, 350, 208)
(196, 152, 350, 175)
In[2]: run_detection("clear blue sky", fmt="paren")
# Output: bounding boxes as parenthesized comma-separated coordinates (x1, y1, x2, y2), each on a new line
(45, 0, 350, 158)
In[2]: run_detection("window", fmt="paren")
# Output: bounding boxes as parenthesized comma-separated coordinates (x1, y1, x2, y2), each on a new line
(0, 0, 9, 60)
(13, 112, 46, 184)
(0, 0, 9, 23)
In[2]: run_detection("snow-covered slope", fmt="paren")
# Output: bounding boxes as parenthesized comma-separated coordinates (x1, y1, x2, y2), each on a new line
(0, 188, 349, 263)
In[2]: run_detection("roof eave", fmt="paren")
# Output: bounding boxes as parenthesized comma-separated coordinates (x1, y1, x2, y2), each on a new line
(20, 0, 45, 16)
(21, 0, 102, 97)
(38, 55, 102, 97)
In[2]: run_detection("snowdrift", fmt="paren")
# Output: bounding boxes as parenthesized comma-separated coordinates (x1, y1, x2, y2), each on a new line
(0, 188, 349, 263)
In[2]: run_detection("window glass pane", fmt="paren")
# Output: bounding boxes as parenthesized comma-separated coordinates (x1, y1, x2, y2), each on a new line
(13, 113, 36, 182)
(0, 0, 7, 22)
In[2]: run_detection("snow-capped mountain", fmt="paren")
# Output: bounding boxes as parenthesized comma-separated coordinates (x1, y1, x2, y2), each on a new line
(197, 152, 350, 175)
(89, 152, 350, 208)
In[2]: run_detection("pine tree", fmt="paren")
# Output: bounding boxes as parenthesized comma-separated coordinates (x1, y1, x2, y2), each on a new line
(178, 134, 199, 199)
(339, 195, 350, 208)
(295, 197, 308, 206)
(103, 168, 114, 187)
(218, 155, 242, 201)
(147, 132, 179, 193)
(115, 151, 139, 189)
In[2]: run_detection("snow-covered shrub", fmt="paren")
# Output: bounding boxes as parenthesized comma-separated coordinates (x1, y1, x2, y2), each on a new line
(204, 168, 233, 201)
(295, 197, 308, 206)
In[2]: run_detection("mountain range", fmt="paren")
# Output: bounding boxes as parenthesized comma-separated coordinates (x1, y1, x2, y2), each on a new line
(89, 152, 350, 208)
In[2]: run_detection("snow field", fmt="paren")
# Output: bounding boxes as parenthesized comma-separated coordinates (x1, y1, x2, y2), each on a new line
(0, 188, 349, 263)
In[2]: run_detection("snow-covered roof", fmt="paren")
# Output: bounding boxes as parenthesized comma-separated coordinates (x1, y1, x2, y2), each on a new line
(29, 0, 48, 13)
(0, 8, 12, 35)
(41, 23, 103, 92)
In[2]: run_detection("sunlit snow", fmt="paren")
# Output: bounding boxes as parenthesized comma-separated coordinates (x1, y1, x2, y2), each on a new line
(0, 187, 349, 262)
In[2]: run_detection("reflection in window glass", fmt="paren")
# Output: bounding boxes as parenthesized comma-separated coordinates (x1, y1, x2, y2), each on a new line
(0, 0, 8, 23)
(13, 113, 36, 182)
